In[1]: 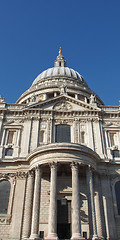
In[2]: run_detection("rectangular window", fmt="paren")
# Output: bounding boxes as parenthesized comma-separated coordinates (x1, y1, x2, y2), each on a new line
(7, 131, 16, 145)
(55, 125, 71, 143)
(39, 130, 44, 143)
(81, 131, 85, 144)
(5, 148, 13, 156)
(109, 132, 115, 146)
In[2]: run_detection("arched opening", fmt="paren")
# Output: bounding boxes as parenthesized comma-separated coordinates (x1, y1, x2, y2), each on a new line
(0, 180, 11, 214)
(115, 181, 120, 215)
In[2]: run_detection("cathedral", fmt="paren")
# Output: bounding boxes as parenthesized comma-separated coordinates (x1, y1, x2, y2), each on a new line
(0, 48, 120, 240)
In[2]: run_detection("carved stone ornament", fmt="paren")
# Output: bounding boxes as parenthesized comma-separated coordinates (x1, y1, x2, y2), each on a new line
(0, 173, 16, 179)
(0, 215, 11, 225)
(0, 95, 5, 103)
(16, 171, 27, 179)
(53, 101, 72, 111)
(70, 161, 79, 170)
(49, 161, 58, 169)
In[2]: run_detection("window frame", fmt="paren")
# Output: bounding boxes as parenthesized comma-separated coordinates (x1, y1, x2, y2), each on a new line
(1, 125, 22, 159)
(112, 177, 120, 217)
(55, 124, 71, 143)
(0, 176, 15, 224)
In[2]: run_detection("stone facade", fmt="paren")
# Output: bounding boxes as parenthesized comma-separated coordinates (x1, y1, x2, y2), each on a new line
(0, 49, 120, 240)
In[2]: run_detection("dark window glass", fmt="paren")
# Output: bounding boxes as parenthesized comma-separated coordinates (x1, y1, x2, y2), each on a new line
(115, 181, 120, 215)
(55, 125, 71, 143)
(0, 180, 11, 214)
(5, 148, 13, 156)
(112, 150, 120, 158)
(81, 131, 85, 144)
(39, 130, 44, 143)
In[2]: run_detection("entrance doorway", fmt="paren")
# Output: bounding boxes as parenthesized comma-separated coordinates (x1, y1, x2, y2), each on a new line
(57, 199, 71, 239)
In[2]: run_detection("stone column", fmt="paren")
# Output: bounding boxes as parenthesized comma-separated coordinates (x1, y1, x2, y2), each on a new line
(30, 166, 42, 240)
(94, 173, 104, 239)
(47, 162, 58, 240)
(100, 173, 116, 240)
(22, 170, 34, 239)
(71, 162, 85, 240)
(86, 166, 99, 240)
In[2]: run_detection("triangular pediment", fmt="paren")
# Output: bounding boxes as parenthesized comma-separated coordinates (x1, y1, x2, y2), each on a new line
(4, 119, 23, 127)
(26, 95, 101, 112)
(103, 122, 120, 128)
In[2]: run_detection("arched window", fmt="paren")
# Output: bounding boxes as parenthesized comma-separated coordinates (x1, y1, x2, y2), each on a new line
(55, 124, 71, 143)
(115, 181, 120, 215)
(0, 180, 11, 214)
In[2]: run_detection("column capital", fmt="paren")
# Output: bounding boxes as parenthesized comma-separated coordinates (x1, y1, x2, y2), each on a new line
(28, 170, 34, 178)
(34, 165, 42, 173)
(87, 164, 95, 173)
(49, 161, 58, 169)
(70, 161, 79, 170)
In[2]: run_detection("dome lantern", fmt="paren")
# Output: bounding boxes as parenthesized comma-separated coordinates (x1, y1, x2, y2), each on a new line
(54, 47, 66, 67)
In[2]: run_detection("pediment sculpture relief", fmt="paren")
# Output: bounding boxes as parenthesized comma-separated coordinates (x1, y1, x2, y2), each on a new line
(53, 101, 72, 111)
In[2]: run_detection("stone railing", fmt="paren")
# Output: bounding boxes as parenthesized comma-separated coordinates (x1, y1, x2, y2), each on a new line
(6, 104, 25, 109)
(102, 106, 120, 111)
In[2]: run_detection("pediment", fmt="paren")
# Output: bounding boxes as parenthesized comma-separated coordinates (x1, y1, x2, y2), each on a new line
(103, 122, 120, 128)
(27, 95, 101, 112)
(4, 119, 23, 127)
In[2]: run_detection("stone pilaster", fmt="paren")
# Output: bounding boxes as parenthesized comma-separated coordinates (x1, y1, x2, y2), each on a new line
(86, 119, 94, 151)
(86, 166, 99, 240)
(46, 162, 58, 240)
(30, 166, 42, 240)
(20, 118, 32, 156)
(22, 171, 34, 239)
(71, 162, 85, 240)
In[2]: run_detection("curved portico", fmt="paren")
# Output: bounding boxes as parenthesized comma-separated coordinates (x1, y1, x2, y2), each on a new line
(27, 143, 101, 168)
(21, 143, 101, 240)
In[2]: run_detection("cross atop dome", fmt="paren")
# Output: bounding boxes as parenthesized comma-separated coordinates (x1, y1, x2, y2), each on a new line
(54, 47, 66, 67)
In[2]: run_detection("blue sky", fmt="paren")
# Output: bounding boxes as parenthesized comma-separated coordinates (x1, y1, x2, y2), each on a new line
(0, 0, 120, 105)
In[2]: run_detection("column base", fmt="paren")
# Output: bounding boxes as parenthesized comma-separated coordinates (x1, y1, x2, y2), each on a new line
(29, 234, 41, 240)
(71, 233, 85, 240)
(45, 233, 58, 240)
(29, 238, 40, 240)
(22, 238, 29, 240)
(91, 235, 99, 240)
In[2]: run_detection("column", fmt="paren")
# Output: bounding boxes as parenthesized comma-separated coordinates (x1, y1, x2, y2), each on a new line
(94, 173, 104, 239)
(86, 166, 99, 240)
(71, 162, 85, 240)
(22, 171, 34, 239)
(47, 162, 58, 240)
(100, 173, 116, 239)
(30, 166, 42, 240)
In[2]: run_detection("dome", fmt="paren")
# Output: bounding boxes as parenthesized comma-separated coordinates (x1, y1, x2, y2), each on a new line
(32, 67, 87, 86)
(16, 48, 104, 106)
